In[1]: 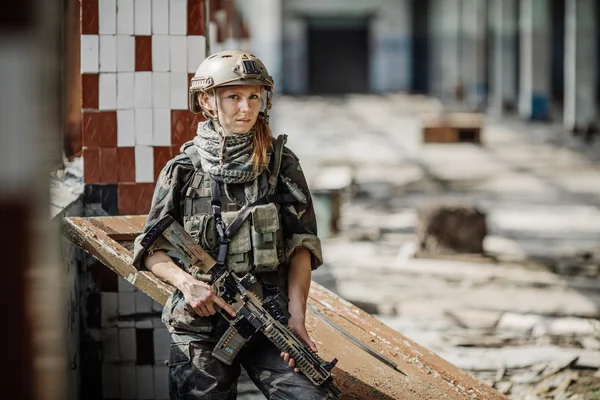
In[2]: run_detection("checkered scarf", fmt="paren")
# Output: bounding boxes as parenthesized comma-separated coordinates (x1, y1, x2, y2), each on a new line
(193, 120, 267, 203)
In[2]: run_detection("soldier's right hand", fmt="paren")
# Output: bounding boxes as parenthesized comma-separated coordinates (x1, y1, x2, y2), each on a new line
(180, 277, 236, 317)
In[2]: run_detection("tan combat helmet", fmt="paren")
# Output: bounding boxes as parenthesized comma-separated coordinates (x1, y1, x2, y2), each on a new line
(189, 50, 275, 122)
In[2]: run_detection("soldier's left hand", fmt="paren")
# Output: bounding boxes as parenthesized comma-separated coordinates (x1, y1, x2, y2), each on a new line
(280, 316, 318, 372)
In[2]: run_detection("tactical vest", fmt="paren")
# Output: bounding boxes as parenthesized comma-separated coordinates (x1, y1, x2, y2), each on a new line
(179, 135, 297, 290)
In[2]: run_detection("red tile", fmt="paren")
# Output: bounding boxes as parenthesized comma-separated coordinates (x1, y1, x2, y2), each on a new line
(117, 147, 135, 183)
(136, 183, 155, 215)
(171, 110, 192, 147)
(135, 36, 152, 71)
(81, 0, 99, 35)
(118, 183, 137, 215)
(98, 111, 118, 147)
(153, 146, 173, 181)
(83, 148, 101, 184)
(81, 73, 99, 109)
(82, 111, 117, 148)
(100, 147, 118, 184)
(82, 112, 101, 148)
(187, 0, 205, 35)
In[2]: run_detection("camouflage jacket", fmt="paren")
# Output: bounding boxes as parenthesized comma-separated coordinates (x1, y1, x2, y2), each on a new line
(132, 140, 322, 334)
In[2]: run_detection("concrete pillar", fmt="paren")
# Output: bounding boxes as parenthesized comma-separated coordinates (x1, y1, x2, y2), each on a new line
(518, 0, 552, 121)
(429, 0, 461, 101)
(371, 0, 412, 92)
(489, 0, 518, 114)
(460, 0, 487, 110)
(564, 0, 598, 132)
(237, 0, 283, 91)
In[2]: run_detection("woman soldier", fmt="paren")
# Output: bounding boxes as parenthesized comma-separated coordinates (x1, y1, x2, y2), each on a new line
(132, 50, 330, 399)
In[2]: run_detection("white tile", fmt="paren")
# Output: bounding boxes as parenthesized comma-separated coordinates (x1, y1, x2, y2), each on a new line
(117, 72, 134, 109)
(136, 366, 155, 399)
(170, 35, 187, 72)
(116, 0, 134, 35)
(99, 35, 117, 72)
(134, 72, 153, 108)
(81, 35, 99, 73)
(154, 366, 169, 399)
(135, 145, 154, 182)
(170, 72, 188, 110)
(152, 0, 169, 34)
(120, 366, 138, 399)
(101, 293, 119, 328)
(152, 72, 170, 108)
(102, 328, 120, 362)
(117, 109, 135, 146)
(118, 292, 136, 316)
(169, 0, 187, 35)
(135, 110, 154, 146)
(153, 328, 170, 363)
(116, 34, 135, 72)
(134, 0, 152, 35)
(102, 364, 120, 399)
(99, 73, 117, 110)
(187, 35, 206, 73)
(118, 328, 137, 362)
(135, 291, 154, 313)
(153, 109, 171, 146)
(151, 35, 170, 72)
(99, 0, 117, 34)
(118, 276, 136, 292)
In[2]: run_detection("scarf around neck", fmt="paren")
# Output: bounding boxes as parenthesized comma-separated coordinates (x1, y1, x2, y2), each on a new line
(193, 120, 269, 204)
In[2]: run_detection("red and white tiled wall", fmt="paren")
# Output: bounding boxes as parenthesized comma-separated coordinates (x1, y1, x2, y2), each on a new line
(81, 0, 211, 216)
(78, 1, 246, 399)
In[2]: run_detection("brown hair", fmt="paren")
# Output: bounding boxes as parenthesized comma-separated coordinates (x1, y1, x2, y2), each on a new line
(251, 113, 272, 171)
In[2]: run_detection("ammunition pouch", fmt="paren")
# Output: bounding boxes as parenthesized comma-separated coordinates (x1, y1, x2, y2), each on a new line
(250, 203, 280, 273)
(221, 211, 253, 275)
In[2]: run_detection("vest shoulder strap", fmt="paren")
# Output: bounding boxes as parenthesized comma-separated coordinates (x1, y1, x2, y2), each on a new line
(182, 141, 203, 169)
(268, 134, 287, 195)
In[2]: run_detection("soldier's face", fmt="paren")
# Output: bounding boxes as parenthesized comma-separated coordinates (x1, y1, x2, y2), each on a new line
(202, 85, 263, 135)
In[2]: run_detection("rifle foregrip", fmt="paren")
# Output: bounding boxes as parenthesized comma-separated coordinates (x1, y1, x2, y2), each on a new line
(212, 326, 247, 366)
(263, 323, 331, 386)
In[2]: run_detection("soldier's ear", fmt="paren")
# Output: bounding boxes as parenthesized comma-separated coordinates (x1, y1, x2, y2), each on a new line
(199, 92, 214, 112)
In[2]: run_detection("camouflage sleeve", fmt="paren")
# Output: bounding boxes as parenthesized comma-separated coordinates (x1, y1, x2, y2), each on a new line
(279, 149, 323, 270)
(132, 156, 194, 269)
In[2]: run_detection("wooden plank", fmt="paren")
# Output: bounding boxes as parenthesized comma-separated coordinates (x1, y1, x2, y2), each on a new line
(61, 216, 505, 400)
(61, 216, 173, 305)
(88, 215, 147, 241)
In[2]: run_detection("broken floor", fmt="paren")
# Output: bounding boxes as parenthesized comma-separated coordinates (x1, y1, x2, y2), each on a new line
(246, 94, 600, 400)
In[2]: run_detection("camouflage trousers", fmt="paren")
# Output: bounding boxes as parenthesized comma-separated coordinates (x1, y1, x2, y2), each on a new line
(168, 329, 331, 400)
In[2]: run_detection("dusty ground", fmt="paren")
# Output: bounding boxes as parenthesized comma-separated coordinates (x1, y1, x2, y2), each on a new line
(238, 94, 600, 399)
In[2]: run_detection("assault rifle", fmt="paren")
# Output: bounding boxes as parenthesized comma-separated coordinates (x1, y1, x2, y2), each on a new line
(140, 215, 341, 399)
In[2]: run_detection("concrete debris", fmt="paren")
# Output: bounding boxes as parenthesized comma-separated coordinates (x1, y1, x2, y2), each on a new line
(416, 203, 487, 254)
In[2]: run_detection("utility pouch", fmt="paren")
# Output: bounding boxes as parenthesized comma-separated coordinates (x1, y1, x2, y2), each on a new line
(221, 211, 252, 274)
(183, 214, 218, 252)
(250, 203, 280, 273)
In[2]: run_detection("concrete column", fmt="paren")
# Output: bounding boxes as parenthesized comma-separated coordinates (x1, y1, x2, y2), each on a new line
(371, 0, 412, 92)
(236, 0, 283, 89)
(429, 0, 461, 101)
(489, 0, 518, 114)
(460, 0, 487, 109)
(518, 0, 551, 121)
(564, 0, 597, 132)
